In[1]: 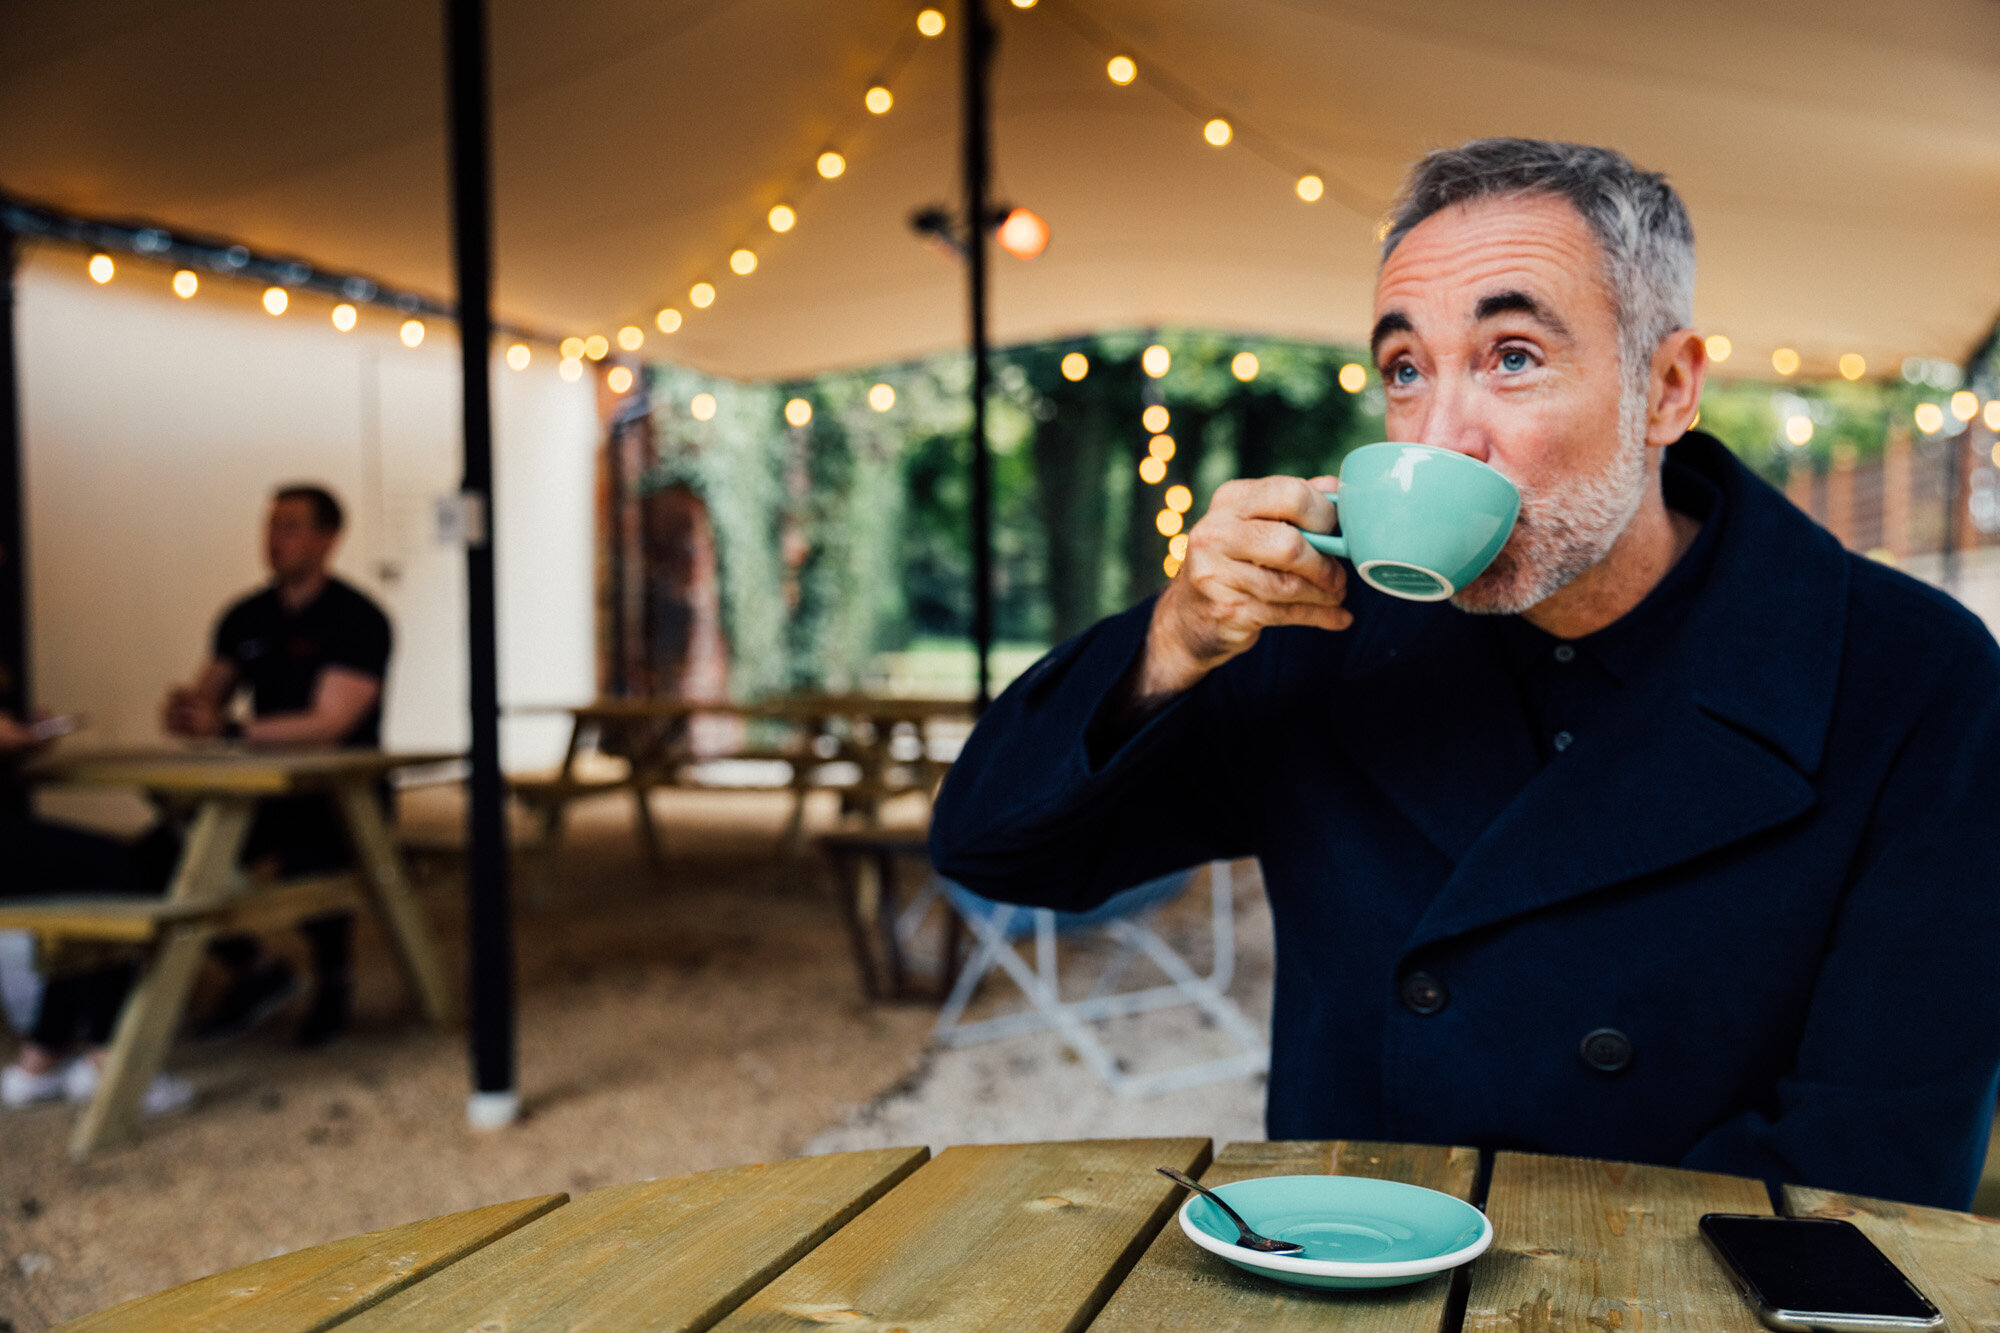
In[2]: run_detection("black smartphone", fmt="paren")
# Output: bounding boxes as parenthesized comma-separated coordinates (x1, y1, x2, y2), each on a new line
(1699, 1213, 1942, 1332)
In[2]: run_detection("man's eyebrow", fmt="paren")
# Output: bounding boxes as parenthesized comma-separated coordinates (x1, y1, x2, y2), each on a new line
(1369, 310, 1412, 357)
(1473, 289, 1571, 338)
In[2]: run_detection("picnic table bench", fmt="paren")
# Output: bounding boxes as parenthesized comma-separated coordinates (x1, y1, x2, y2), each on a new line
(56, 1137, 2000, 1331)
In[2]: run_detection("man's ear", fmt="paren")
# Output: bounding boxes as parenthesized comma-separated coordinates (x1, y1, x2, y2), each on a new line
(1647, 329, 1707, 448)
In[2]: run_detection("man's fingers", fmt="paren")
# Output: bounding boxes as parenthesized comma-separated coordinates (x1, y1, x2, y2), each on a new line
(1213, 475, 1337, 533)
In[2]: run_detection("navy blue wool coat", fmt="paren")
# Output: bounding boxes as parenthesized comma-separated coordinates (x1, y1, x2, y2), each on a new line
(930, 433, 2000, 1209)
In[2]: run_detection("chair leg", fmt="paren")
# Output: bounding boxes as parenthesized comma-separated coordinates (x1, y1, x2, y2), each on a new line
(631, 784, 665, 869)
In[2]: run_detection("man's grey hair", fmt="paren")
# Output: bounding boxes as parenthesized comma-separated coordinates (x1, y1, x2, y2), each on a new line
(1382, 138, 1696, 402)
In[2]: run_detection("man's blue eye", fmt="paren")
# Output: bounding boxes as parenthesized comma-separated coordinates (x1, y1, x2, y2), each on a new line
(1500, 350, 1530, 372)
(1393, 364, 1420, 384)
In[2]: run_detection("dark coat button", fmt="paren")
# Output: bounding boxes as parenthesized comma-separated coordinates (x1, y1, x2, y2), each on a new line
(1580, 1028, 1634, 1072)
(1400, 971, 1449, 1016)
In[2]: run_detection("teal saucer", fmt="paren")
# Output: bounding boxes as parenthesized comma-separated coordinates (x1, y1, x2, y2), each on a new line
(1178, 1174, 1492, 1290)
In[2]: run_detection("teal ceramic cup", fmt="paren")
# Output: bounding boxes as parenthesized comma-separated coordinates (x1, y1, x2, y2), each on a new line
(1300, 442, 1520, 602)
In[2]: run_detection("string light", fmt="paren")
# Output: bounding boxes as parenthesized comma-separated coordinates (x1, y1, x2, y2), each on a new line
(1951, 390, 1979, 421)
(996, 208, 1050, 260)
(583, 335, 609, 361)
(1204, 118, 1232, 147)
(400, 319, 424, 347)
(1232, 352, 1259, 382)
(1772, 348, 1800, 376)
(1338, 363, 1368, 393)
(691, 392, 718, 420)
(506, 343, 530, 370)
(262, 287, 288, 315)
(1106, 55, 1136, 85)
(1061, 352, 1089, 381)
(1142, 345, 1171, 378)
(1156, 509, 1184, 536)
(768, 205, 796, 233)
(1139, 456, 1166, 484)
(171, 270, 198, 298)
(656, 308, 682, 334)
(1164, 554, 1182, 578)
(1838, 353, 1865, 381)
(1011, 0, 1037, 7)
(1985, 400, 2000, 432)
(1296, 175, 1324, 203)
(1784, 415, 1812, 446)
(1149, 434, 1175, 462)
(1142, 404, 1170, 432)
(561, 337, 585, 359)
(869, 383, 896, 412)
(559, 358, 583, 382)
(1165, 485, 1193, 514)
(917, 8, 945, 36)
(331, 304, 357, 332)
(607, 366, 634, 394)
(730, 248, 758, 275)
(817, 151, 846, 179)
(865, 86, 893, 114)
(88, 254, 114, 283)
(1992, 442, 2000, 468)
(691, 283, 716, 308)
(618, 325, 644, 351)
(785, 398, 813, 426)
(1914, 403, 1944, 434)
(1169, 534, 1189, 560)
(1705, 335, 1732, 363)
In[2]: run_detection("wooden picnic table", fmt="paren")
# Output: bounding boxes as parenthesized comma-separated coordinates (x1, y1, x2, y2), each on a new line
(56, 1137, 2000, 1331)
(1, 747, 459, 1158)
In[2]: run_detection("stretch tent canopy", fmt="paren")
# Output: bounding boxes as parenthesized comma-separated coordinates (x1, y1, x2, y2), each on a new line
(2, 0, 1996, 381)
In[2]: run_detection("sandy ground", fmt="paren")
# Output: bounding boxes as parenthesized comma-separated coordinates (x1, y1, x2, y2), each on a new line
(0, 788, 1274, 1331)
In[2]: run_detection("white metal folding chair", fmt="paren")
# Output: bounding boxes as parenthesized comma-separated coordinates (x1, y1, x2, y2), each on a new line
(929, 861, 1267, 1096)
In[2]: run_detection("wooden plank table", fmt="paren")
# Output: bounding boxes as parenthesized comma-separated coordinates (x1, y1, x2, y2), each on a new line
(53, 1139, 2000, 1332)
(16, 747, 460, 1159)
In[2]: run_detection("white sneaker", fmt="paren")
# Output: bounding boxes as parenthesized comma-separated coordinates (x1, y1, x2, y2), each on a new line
(62, 1059, 197, 1117)
(2, 1060, 71, 1109)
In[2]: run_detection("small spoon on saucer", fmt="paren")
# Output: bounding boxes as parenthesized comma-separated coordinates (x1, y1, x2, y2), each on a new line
(1156, 1167, 1305, 1255)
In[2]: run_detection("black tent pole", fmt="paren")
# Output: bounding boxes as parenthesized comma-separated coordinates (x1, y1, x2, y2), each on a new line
(444, 0, 517, 1128)
(0, 220, 27, 728)
(962, 0, 995, 712)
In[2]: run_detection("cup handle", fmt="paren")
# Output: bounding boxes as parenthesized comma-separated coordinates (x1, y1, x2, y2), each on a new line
(1302, 490, 1346, 559)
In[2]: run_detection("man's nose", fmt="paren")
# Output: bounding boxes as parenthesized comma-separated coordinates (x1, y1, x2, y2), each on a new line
(1416, 380, 1493, 464)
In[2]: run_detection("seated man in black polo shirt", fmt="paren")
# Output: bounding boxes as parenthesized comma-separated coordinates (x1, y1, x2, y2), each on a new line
(165, 483, 392, 1047)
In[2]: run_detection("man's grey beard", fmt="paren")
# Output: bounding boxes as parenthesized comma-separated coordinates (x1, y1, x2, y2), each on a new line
(1451, 381, 1650, 617)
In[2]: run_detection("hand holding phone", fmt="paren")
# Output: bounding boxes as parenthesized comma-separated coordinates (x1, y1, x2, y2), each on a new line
(1700, 1213, 1941, 1331)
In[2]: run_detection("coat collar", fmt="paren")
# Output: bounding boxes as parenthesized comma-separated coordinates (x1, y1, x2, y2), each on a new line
(1330, 433, 1849, 950)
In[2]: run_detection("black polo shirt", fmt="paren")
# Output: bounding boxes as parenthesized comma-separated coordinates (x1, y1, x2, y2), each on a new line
(214, 577, 391, 745)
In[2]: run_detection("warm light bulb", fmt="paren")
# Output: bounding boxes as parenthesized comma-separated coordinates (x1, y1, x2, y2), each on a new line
(1296, 175, 1324, 203)
(1231, 352, 1260, 382)
(1149, 434, 1176, 462)
(1704, 334, 1732, 363)
(1168, 533, 1189, 560)
(263, 287, 288, 315)
(865, 86, 893, 114)
(1838, 353, 1865, 381)
(400, 319, 425, 347)
(506, 343, 530, 370)
(559, 357, 584, 382)
(768, 204, 796, 233)
(1142, 345, 1171, 378)
(1951, 390, 1979, 421)
(1106, 55, 1136, 85)
(1060, 352, 1089, 381)
(730, 249, 758, 276)
(1138, 456, 1167, 484)
(88, 254, 114, 283)
(1011, 0, 1036, 7)
(332, 303, 358, 332)
(1914, 403, 1944, 434)
(691, 283, 716, 308)
(656, 308, 682, 334)
(996, 208, 1050, 260)
(691, 392, 717, 421)
(784, 397, 813, 427)
(916, 8, 945, 36)
(1784, 414, 1813, 446)
(1338, 363, 1367, 393)
(1772, 347, 1800, 376)
(868, 383, 896, 412)
(171, 269, 198, 298)
(1985, 400, 2000, 432)
(1156, 509, 1184, 536)
(1204, 118, 1232, 147)
(1142, 403, 1170, 432)
(583, 335, 609, 361)
(607, 366, 634, 394)
(618, 325, 644, 351)
(1164, 554, 1182, 578)
(816, 151, 846, 179)
(561, 336, 585, 359)
(1164, 484, 1193, 514)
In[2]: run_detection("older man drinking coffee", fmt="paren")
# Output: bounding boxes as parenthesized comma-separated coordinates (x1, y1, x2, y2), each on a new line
(930, 138, 2000, 1210)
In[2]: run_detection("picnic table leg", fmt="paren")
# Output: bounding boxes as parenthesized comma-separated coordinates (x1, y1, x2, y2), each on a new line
(334, 780, 458, 1027)
(69, 797, 253, 1159)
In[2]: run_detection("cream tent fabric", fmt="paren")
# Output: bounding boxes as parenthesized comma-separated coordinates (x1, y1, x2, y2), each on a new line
(2, 0, 1995, 380)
